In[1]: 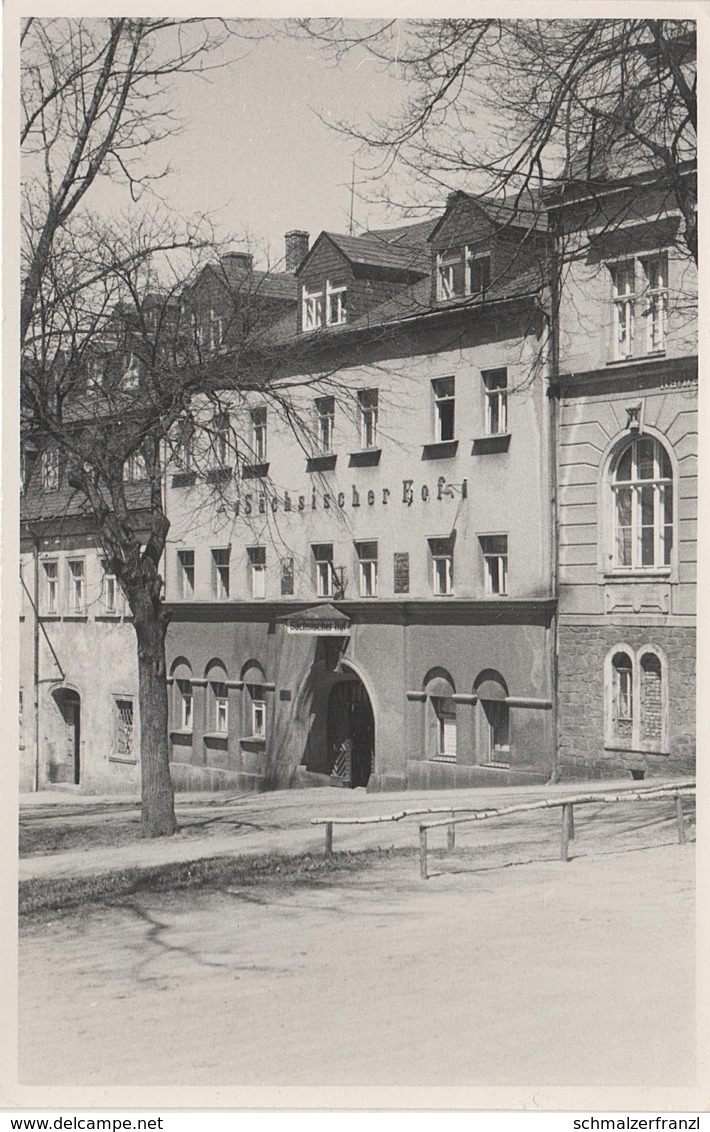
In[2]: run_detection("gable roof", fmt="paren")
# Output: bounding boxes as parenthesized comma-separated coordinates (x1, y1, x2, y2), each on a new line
(298, 219, 437, 279)
(427, 191, 547, 245)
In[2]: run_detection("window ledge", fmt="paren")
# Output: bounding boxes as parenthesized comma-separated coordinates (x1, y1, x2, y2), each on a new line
(242, 462, 270, 479)
(240, 735, 266, 750)
(306, 454, 337, 473)
(95, 614, 123, 621)
(63, 615, 88, 622)
(606, 352, 666, 366)
(108, 755, 137, 766)
(171, 471, 197, 488)
(604, 741, 669, 756)
(40, 614, 62, 621)
(472, 433, 511, 455)
(421, 440, 459, 460)
(203, 731, 229, 743)
(170, 729, 193, 739)
(604, 570, 672, 580)
(348, 448, 382, 468)
(432, 755, 457, 764)
(480, 761, 511, 770)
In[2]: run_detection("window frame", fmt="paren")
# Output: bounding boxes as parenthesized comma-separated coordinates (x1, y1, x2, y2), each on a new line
(177, 549, 195, 600)
(432, 377, 455, 443)
(41, 448, 59, 492)
(604, 644, 669, 754)
(177, 679, 193, 731)
(302, 286, 324, 330)
(326, 282, 347, 326)
(610, 436, 673, 574)
(429, 537, 454, 596)
(315, 396, 335, 455)
(357, 388, 379, 450)
(113, 696, 135, 761)
(355, 540, 378, 598)
(43, 558, 59, 614)
(609, 253, 669, 361)
(212, 680, 229, 733)
(482, 367, 508, 436)
(312, 543, 335, 598)
(67, 558, 86, 614)
(211, 547, 231, 600)
(480, 534, 509, 596)
(250, 406, 267, 462)
(247, 545, 266, 600)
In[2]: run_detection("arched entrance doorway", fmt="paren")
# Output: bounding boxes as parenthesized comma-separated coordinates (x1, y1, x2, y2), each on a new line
(52, 688, 81, 785)
(327, 673, 375, 788)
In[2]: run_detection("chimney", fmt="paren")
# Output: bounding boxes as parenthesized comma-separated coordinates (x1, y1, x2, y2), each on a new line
(285, 230, 309, 273)
(221, 251, 253, 273)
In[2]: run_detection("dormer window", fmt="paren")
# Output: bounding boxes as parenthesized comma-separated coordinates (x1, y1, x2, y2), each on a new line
(467, 252, 491, 295)
(437, 247, 491, 302)
(208, 308, 224, 351)
(437, 249, 465, 300)
(326, 283, 347, 325)
(303, 286, 324, 330)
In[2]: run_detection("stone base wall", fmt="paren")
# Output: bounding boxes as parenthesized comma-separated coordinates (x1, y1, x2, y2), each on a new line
(557, 623, 696, 780)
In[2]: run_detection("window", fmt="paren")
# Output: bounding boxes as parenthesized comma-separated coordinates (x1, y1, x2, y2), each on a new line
(174, 419, 194, 470)
(436, 249, 464, 300)
(433, 696, 457, 761)
(208, 308, 224, 351)
(612, 651, 634, 742)
(281, 557, 295, 596)
(212, 681, 229, 732)
(302, 286, 324, 330)
(326, 282, 347, 326)
(114, 698, 134, 758)
(611, 261, 635, 360)
(43, 560, 59, 613)
(429, 537, 454, 596)
(467, 252, 491, 296)
(212, 548, 230, 599)
(123, 451, 147, 482)
(356, 541, 378, 598)
(177, 679, 193, 730)
(610, 255, 668, 360)
(177, 550, 195, 599)
(432, 377, 455, 442)
(606, 646, 667, 751)
(483, 368, 508, 435)
(315, 396, 335, 454)
(101, 559, 120, 614)
(313, 544, 335, 598)
(67, 559, 85, 614)
(122, 352, 140, 389)
(248, 546, 266, 599)
(358, 389, 379, 449)
(248, 685, 266, 737)
(642, 255, 668, 353)
(251, 406, 267, 462)
(485, 701, 510, 762)
(612, 437, 673, 571)
(212, 411, 230, 466)
(480, 535, 508, 595)
(42, 448, 59, 492)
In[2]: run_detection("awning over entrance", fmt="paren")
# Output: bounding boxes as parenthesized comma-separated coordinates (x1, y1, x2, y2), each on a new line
(277, 603, 352, 637)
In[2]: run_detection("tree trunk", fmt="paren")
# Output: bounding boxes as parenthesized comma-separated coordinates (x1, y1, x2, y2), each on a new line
(132, 598, 177, 837)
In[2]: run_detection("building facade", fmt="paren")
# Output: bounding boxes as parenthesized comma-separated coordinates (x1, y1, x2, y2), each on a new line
(551, 169, 697, 780)
(163, 196, 558, 791)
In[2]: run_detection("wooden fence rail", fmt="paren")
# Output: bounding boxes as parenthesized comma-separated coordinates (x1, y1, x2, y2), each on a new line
(311, 780, 695, 859)
(418, 785, 695, 880)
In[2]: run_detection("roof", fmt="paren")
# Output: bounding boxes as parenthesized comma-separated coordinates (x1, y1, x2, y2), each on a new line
(301, 218, 437, 277)
(191, 260, 298, 303)
(427, 191, 548, 243)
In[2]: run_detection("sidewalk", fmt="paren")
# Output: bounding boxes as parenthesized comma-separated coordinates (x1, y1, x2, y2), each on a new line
(19, 775, 694, 884)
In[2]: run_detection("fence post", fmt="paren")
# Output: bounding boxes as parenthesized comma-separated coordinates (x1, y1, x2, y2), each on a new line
(675, 794, 687, 845)
(420, 825, 428, 880)
(447, 811, 456, 853)
(560, 803, 573, 862)
(325, 821, 333, 858)
(569, 804, 575, 841)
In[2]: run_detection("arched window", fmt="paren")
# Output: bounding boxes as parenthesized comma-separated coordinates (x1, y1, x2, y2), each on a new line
(423, 670, 457, 762)
(605, 645, 668, 753)
(170, 658, 193, 732)
(474, 671, 510, 766)
(612, 436, 673, 570)
(205, 660, 229, 734)
(240, 661, 269, 741)
(611, 651, 634, 742)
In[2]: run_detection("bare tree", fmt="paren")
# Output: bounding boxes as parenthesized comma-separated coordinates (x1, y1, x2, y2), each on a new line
(295, 18, 697, 262)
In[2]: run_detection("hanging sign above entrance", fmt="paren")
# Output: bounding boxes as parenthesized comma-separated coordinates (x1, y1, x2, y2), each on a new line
(279, 603, 352, 637)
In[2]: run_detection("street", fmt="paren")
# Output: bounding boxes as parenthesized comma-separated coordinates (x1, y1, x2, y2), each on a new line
(19, 838, 694, 1087)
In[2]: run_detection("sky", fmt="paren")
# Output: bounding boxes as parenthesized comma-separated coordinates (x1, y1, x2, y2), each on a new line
(138, 26, 422, 271)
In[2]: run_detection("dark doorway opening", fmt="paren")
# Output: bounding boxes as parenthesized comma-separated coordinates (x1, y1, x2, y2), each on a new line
(327, 675, 375, 788)
(52, 688, 81, 785)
